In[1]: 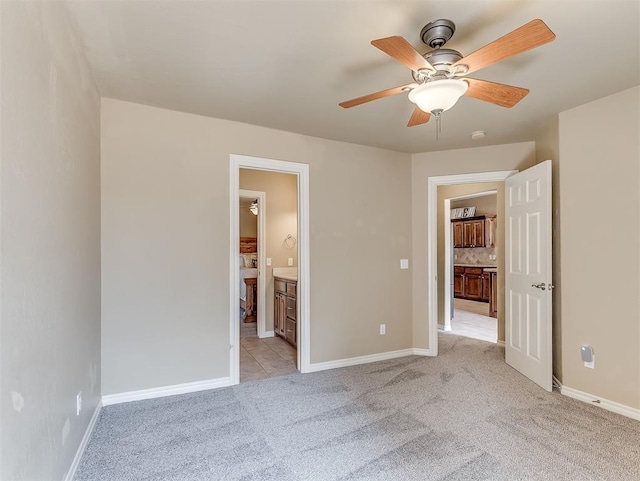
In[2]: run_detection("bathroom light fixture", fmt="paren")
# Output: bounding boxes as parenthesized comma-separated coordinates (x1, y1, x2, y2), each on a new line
(249, 200, 258, 216)
(408, 79, 468, 138)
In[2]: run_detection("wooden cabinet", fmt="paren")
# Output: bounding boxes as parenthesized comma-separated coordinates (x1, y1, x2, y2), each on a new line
(489, 271, 498, 318)
(454, 266, 496, 308)
(463, 267, 483, 300)
(482, 272, 491, 302)
(453, 266, 464, 297)
(274, 292, 286, 338)
(463, 220, 485, 248)
(453, 222, 464, 248)
(452, 216, 490, 248)
(274, 277, 297, 347)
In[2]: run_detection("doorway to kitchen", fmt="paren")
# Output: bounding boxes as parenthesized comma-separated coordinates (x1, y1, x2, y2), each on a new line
(426, 170, 516, 356)
(447, 191, 498, 344)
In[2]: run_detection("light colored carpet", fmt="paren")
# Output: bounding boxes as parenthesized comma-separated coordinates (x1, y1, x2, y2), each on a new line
(76, 334, 640, 480)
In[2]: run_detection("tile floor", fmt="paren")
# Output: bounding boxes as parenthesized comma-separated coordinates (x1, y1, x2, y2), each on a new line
(240, 321, 298, 382)
(450, 298, 497, 343)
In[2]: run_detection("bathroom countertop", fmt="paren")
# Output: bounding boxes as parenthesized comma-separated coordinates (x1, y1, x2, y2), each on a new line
(273, 267, 297, 281)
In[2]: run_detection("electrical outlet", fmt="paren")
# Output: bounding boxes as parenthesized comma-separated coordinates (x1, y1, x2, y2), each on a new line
(581, 345, 595, 369)
(76, 392, 82, 416)
(380, 324, 386, 335)
(287, 257, 293, 266)
(584, 356, 595, 369)
(266, 258, 271, 266)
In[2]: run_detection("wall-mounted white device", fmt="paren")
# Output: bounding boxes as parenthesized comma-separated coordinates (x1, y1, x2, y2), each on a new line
(581, 345, 595, 369)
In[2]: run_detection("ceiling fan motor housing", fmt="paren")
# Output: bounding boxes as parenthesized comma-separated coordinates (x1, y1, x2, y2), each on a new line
(420, 19, 456, 48)
(412, 48, 464, 82)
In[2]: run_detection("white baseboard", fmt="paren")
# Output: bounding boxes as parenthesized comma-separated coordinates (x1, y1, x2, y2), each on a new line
(260, 330, 275, 338)
(102, 377, 232, 406)
(64, 400, 102, 481)
(307, 348, 435, 373)
(560, 385, 640, 421)
(412, 348, 436, 357)
(497, 340, 505, 347)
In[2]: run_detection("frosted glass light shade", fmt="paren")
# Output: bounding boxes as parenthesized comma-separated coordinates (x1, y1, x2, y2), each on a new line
(408, 79, 468, 113)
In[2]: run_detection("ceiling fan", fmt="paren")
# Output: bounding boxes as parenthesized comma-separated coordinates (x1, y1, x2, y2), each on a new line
(339, 19, 556, 130)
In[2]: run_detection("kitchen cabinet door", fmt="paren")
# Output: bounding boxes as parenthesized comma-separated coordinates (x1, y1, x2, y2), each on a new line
(453, 222, 464, 248)
(482, 273, 491, 302)
(464, 272, 483, 300)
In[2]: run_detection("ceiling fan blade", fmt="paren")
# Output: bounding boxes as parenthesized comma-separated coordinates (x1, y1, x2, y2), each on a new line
(407, 107, 431, 127)
(339, 83, 417, 108)
(371, 36, 436, 73)
(453, 19, 555, 75)
(464, 78, 529, 107)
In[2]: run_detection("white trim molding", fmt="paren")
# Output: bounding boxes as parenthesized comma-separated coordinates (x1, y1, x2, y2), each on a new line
(63, 401, 102, 481)
(307, 348, 433, 373)
(426, 170, 517, 357)
(412, 348, 436, 357)
(101, 377, 232, 406)
(560, 385, 640, 421)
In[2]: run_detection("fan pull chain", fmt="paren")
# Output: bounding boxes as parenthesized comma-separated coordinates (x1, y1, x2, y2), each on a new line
(432, 109, 443, 141)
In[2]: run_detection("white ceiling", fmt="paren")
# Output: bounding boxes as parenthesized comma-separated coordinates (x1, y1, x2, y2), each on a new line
(65, 0, 640, 153)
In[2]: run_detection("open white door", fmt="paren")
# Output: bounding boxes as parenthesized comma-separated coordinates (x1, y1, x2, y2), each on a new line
(505, 160, 552, 391)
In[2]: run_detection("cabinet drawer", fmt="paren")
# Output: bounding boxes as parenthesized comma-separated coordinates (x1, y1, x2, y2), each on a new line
(274, 278, 286, 293)
(286, 318, 297, 346)
(465, 267, 483, 275)
(286, 282, 297, 297)
(454, 266, 465, 274)
(286, 296, 296, 321)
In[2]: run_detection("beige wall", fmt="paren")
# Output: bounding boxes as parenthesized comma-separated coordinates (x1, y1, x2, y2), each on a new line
(101, 98, 412, 395)
(440, 184, 504, 340)
(411, 142, 537, 349)
(0, 3, 102, 480)
(239, 202, 257, 237)
(535, 115, 562, 379)
(240, 169, 297, 331)
(558, 86, 640, 408)
(451, 193, 497, 215)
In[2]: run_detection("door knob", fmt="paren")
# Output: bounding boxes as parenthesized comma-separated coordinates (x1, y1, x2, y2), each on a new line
(531, 283, 546, 290)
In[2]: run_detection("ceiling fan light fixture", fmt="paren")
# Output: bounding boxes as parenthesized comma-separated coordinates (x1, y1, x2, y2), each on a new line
(408, 79, 468, 113)
(249, 200, 258, 216)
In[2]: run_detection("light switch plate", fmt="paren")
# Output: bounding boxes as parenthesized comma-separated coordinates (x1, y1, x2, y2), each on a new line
(400, 259, 409, 270)
(287, 257, 293, 266)
(266, 258, 271, 266)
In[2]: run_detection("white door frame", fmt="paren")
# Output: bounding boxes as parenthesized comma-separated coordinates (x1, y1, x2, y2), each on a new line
(230, 154, 310, 385)
(443, 190, 497, 331)
(239, 189, 267, 337)
(427, 170, 516, 355)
